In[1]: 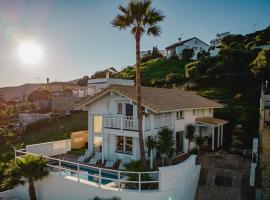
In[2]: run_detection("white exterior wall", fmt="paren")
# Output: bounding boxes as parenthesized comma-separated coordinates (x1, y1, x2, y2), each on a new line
(87, 93, 139, 162)
(1, 156, 200, 200)
(174, 108, 213, 152)
(175, 38, 209, 60)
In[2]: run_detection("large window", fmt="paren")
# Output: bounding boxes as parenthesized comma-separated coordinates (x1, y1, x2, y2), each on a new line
(116, 136, 133, 154)
(93, 115, 102, 133)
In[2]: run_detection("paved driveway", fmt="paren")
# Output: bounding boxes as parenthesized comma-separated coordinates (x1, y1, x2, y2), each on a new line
(195, 151, 252, 200)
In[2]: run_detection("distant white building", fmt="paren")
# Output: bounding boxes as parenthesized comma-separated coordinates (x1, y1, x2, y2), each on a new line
(87, 73, 134, 96)
(210, 32, 231, 57)
(165, 37, 209, 60)
(74, 74, 134, 110)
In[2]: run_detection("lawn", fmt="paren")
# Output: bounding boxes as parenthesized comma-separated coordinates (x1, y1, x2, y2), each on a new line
(0, 111, 88, 163)
(117, 58, 188, 85)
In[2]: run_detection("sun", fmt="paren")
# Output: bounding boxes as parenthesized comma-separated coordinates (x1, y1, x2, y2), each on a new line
(18, 40, 43, 65)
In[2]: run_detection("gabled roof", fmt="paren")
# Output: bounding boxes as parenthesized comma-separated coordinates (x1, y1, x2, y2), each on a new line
(78, 85, 223, 113)
(165, 37, 210, 50)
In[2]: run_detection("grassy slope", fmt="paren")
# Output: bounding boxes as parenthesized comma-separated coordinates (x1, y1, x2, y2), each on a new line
(117, 58, 188, 85)
(0, 112, 88, 162)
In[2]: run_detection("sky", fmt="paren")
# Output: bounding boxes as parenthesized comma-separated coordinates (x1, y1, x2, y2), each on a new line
(0, 0, 269, 88)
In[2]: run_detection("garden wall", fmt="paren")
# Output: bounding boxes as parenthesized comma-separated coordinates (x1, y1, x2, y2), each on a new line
(25, 139, 71, 156)
(0, 155, 200, 200)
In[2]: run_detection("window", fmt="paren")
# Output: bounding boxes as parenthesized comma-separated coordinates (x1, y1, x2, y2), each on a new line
(195, 40, 198, 44)
(93, 115, 102, 133)
(94, 136, 102, 152)
(193, 109, 196, 115)
(116, 136, 124, 151)
(125, 137, 133, 153)
(117, 103, 123, 114)
(176, 111, 184, 120)
(116, 136, 133, 154)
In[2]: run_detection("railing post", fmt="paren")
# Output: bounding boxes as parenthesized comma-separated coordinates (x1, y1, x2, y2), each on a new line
(150, 114, 154, 131)
(158, 171, 161, 191)
(58, 160, 61, 176)
(162, 114, 165, 127)
(121, 114, 123, 131)
(139, 172, 141, 192)
(118, 171, 121, 191)
(77, 164, 80, 182)
(99, 168, 102, 188)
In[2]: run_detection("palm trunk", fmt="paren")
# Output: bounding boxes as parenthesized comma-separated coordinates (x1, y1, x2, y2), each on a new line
(28, 179, 37, 200)
(188, 140, 190, 153)
(135, 31, 146, 164)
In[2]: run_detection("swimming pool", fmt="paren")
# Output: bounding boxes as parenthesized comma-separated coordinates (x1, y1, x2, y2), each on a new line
(50, 161, 119, 185)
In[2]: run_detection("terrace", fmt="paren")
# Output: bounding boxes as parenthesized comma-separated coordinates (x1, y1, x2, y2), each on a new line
(14, 139, 199, 194)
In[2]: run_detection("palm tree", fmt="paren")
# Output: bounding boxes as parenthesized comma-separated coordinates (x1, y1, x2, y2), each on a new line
(156, 127, 175, 166)
(112, 0, 165, 163)
(195, 135, 204, 156)
(184, 124, 196, 153)
(1, 155, 49, 200)
(146, 136, 157, 169)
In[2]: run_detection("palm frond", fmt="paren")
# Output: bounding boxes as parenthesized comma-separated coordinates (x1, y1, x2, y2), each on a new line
(147, 25, 161, 37)
(145, 8, 165, 26)
(111, 14, 132, 30)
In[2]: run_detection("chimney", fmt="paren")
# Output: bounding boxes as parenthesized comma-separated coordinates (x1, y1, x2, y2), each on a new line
(106, 71, 110, 79)
(178, 38, 182, 42)
(46, 77, 49, 84)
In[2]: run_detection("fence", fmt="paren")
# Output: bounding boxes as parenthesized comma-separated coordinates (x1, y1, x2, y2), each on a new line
(25, 139, 71, 156)
(15, 149, 159, 192)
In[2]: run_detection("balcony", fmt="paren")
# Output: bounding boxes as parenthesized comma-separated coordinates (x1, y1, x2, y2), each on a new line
(103, 113, 173, 132)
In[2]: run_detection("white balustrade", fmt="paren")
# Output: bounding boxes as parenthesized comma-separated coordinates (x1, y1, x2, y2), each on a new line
(103, 113, 172, 131)
(15, 149, 160, 192)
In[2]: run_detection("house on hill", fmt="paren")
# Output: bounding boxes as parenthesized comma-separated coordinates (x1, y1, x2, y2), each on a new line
(77, 85, 228, 164)
(165, 37, 209, 60)
(210, 31, 231, 56)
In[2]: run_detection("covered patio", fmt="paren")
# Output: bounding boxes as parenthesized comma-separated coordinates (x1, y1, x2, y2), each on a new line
(196, 117, 228, 151)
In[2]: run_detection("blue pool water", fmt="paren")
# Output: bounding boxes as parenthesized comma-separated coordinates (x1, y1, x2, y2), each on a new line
(52, 162, 119, 185)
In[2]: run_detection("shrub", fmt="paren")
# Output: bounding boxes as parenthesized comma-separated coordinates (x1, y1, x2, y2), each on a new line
(165, 73, 181, 84)
(181, 48, 194, 61)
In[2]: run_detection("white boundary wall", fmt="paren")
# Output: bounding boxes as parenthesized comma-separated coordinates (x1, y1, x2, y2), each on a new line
(26, 139, 71, 156)
(0, 155, 200, 200)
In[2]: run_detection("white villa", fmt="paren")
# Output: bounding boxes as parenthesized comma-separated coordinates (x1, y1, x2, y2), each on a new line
(2, 85, 229, 200)
(78, 84, 228, 164)
(165, 37, 210, 60)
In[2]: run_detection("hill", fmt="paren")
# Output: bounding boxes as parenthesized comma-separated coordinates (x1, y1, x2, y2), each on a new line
(116, 58, 189, 86)
(0, 112, 88, 162)
(0, 83, 44, 101)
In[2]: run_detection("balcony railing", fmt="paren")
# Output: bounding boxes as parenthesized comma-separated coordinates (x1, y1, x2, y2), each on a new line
(15, 149, 159, 191)
(103, 114, 138, 131)
(103, 113, 173, 132)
